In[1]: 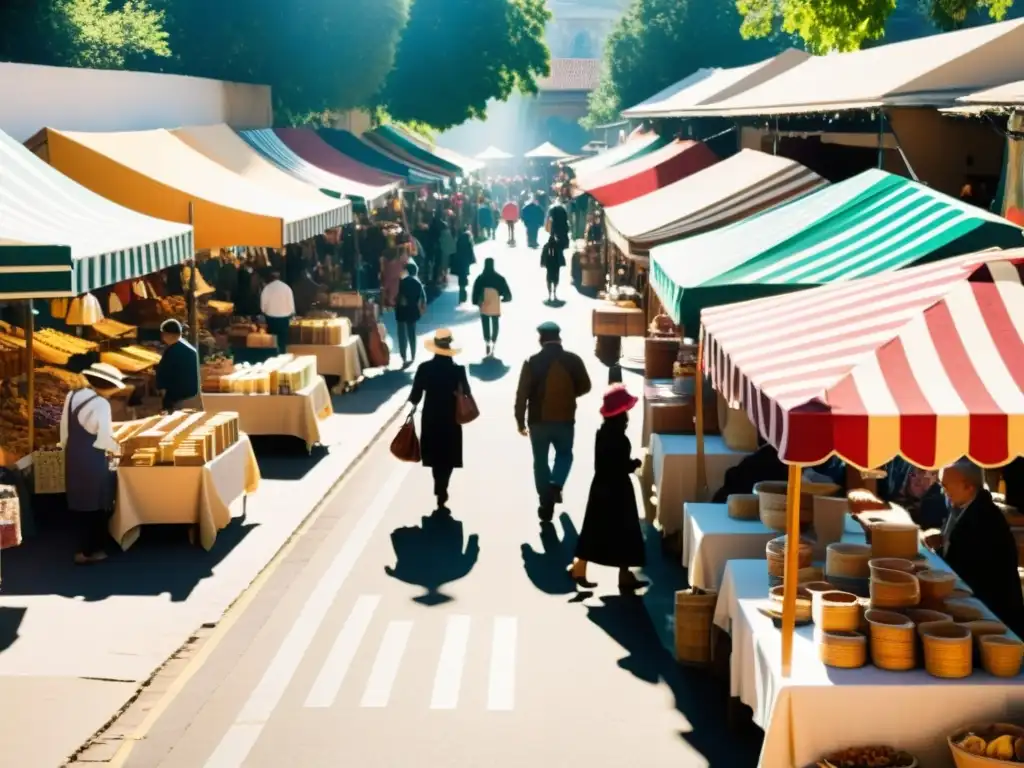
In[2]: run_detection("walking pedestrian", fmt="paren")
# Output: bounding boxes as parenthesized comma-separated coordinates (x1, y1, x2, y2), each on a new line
(471, 257, 512, 356)
(452, 225, 476, 304)
(521, 194, 544, 248)
(514, 321, 592, 522)
(395, 261, 427, 367)
(408, 329, 473, 510)
(540, 239, 566, 302)
(501, 200, 520, 246)
(569, 385, 646, 591)
(477, 197, 494, 240)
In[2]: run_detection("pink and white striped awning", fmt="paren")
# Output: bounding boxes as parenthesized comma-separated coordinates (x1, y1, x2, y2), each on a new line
(702, 250, 1024, 469)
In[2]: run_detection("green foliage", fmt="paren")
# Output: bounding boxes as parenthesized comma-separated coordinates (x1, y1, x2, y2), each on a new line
(378, 0, 551, 130)
(584, 0, 788, 127)
(737, 0, 1015, 53)
(0, 0, 169, 69)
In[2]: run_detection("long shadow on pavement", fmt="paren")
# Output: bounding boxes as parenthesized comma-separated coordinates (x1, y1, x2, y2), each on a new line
(331, 369, 413, 416)
(467, 357, 511, 382)
(249, 437, 328, 482)
(521, 514, 578, 596)
(0, 607, 25, 653)
(385, 510, 480, 606)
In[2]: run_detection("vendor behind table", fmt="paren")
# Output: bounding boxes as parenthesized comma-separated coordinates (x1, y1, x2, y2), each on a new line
(260, 270, 295, 354)
(156, 318, 202, 412)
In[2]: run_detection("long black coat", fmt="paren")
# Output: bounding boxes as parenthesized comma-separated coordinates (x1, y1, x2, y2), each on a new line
(575, 420, 645, 568)
(941, 489, 1024, 637)
(409, 356, 470, 469)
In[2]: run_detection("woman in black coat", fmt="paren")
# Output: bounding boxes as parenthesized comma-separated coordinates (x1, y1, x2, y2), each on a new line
(570, 385, 646, 591)
(408, 329, 472, 510)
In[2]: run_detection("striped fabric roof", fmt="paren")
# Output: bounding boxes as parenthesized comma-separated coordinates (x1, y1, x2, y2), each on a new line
(318, 129, 441, 185)
(702, 251, 1024, 469)
(650, 168, 1024, 331)
(395, 128, 484, 174)
(576, 140, 719, 207)
(367, 126, 460, 176)
(568, 131, 665, 180)
(0, 129, 192, 299)
(606, 150, 827, 258)
(361, 132, 453, 178)
(241, 129, 395, 208)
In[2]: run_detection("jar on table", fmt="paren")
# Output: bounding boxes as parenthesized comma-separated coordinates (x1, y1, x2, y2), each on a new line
(672, 339, 698, 397)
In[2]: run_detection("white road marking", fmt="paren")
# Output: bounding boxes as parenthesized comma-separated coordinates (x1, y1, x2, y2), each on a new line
(487, 617, 517, 711)
(204, 465, 411, 768)
(304, 595, 380, 708)
(430, 615, 471, 710)
(360, 620, 413, 708)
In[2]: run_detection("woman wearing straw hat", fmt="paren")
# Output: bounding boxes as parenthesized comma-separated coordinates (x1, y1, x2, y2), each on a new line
(569, 385, 646, 591)
(408, 330, 473, 510)
(59, 363, 125, 564)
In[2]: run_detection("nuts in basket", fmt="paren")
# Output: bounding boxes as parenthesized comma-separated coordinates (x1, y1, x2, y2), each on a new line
(819, 745, 917, 767)
(952, 725, 1024, 761)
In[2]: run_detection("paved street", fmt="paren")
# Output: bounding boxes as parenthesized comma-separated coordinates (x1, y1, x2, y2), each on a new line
(115, 233, 764, 768)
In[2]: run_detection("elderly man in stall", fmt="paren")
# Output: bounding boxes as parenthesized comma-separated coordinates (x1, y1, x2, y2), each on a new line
(923, 459, 1024, 637)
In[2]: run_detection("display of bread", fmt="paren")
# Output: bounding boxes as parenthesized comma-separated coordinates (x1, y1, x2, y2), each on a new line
(117, 410, 240, 467)
(218, 355, 317, 395)
(92, 318, 138, 339)
(289, 317, 350, 346)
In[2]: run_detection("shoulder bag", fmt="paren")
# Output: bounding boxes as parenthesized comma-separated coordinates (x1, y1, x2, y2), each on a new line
(390, 413, 421, 462)
(455, 383, 480, 425)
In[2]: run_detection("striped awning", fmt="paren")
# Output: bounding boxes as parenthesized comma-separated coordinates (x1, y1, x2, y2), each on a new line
(606, 150, 827, 259)
(318, 129, 442, 185)
(365, 126, 459, 176)
(0, 129, 192, 299)
(650, 168, 1024, 332)
(702, 251, 1024, 469)
(576, 140, 719, 207)
(568, 131, 666, 180)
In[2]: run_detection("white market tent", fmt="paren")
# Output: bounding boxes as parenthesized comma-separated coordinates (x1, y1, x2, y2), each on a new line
(475, 145, 513, 161)
(956, 80, 1024, 107)
(622, 49, 809, 118)
(524, 141, 571, 160)
(657, 18, 1024, 117)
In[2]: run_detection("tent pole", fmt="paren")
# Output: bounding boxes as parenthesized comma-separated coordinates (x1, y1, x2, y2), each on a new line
(781, 463, 804, 677)
(694, 327, 708, 499)
(187, 203, 198, 348)
(877, 111, 884, 170)
(26, 300, 35, 454)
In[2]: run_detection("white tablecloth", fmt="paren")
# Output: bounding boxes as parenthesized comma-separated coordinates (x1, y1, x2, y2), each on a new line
(714, 559, 1024, 768)
(649, 434, 748, 534)
(683, 503, 776, 591)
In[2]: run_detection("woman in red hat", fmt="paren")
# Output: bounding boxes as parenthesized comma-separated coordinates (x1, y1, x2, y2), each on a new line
(569, 384, 646, 590)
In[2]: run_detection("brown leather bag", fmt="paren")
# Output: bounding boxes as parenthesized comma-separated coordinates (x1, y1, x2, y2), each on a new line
(455, 383, 479, 425)
(390, 415, 421, 462)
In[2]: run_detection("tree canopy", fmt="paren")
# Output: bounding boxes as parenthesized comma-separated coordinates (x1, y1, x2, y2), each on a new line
(736, 0, 1015, 53)
(377, 0, 551, 131)
(584, 0, 787, 127)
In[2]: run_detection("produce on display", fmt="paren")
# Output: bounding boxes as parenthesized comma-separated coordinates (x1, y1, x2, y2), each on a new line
(217, 355, 317, 395)
(818, 745, 917, 767)
(289, 317, 350, 345)
(952, 725, 1024, 762)
(92, 318, 138, 339)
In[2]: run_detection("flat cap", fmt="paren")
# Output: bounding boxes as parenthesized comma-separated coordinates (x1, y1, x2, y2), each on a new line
(537, 321, 561, 334)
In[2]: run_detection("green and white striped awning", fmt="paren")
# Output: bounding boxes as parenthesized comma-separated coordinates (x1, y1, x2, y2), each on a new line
(650, 168, 1024, 331)
(0, 130, 193, 299)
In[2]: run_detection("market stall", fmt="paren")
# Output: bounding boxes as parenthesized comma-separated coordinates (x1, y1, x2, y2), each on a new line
(317, 128, 444, 186)
(363, 125, 460, 177)
(566, 129, 665, 179)
(287, 316, 368, 387)
(200, 354, 334, 451)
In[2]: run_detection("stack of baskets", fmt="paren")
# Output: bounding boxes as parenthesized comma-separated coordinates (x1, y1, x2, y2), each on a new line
(869, 521, 920, 560)
(825, 542, 872, 597)
(865, 609, 917, 670)
(765, 535, 814, 587)
(919, 622, 973, 679)
(869, 558, 920, 609)
(753, 480, 842, 532)
(768, 584, 812, 622)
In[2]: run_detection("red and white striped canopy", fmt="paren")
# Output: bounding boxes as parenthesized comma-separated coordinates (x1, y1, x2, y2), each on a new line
(702, 250, 1024, 470)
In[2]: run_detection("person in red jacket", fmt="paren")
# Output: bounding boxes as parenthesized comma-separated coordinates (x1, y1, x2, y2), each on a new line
(501, 200, 520, 246)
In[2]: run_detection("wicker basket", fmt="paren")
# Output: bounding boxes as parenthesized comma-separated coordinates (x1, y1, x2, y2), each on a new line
(813, 495, 850, 551)
(755, 481, 789, 531)
(802, 581, 836, 601)
(720, 405, 759, 452)
(943, 598, 986, 622)
(765, 535, 813, 578)
(727, 494, 760, 521)
(904, 608, 953, 628)
(869, 567, 920, 609)
(948, 723, 1024, 768)
(818, 630, 867, 669)
(33, 448, 65, 495)
(826, 542, 873, 579)
(869, 557, 916, 574)
(921, 622, 972, 679)
(870, 522, 920, 560)
(979, 635, 1023, 678)
(768, 585, 812, 622)
(865, 609, 916, 671)
(916, 569, 957, 604)
(674, 588, 718, 665)
(812, 591, 862, 632)
(768, 565, 823, 589)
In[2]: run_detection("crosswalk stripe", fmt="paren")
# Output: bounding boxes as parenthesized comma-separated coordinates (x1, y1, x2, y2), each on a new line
(430, 615, 471, 710)
(360, 620, 413, 708)
(304, 595, 380, 709)
(487, 617, 517, 711)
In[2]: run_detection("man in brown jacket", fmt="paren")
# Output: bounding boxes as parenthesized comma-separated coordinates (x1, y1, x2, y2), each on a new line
(515, 321, 592, 521)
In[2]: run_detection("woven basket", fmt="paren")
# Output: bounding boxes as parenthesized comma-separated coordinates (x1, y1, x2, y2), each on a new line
(802, 581, 836, 601)
(943, 598, 986, 622)
(720, 405, 759, 452)
(869, 567, 920, 609)
(674, 588, 718, 665)
(33, 448, 65, 495)
(765, 535, 813, 578)
(869, 557, 916, 574)
(979, 635, 1023, 678)
(754, 482, 790, 531)
(812, 591, 861, 633)
(948, 723, 1024, 768)
(727, 494, 760, 521)
(870, 522, 920, 560)
(768, 566, 822, 589)
(818, 630, 867, 669)
(916, 569, 957, 604)
(813, 495, 850, 551)
(826, 542, 872, 580)
(921, 622, 972, 679)
(865, 609, 916, 671)
(768, 585, 812, 623)
(904, 608, 953, 628)
(828, 574, 870, 598)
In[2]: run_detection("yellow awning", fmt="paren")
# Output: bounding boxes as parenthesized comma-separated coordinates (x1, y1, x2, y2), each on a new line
(33, 127, 347, 250)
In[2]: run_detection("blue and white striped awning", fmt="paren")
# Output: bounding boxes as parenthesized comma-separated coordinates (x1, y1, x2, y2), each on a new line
(0, 130, 193, 299)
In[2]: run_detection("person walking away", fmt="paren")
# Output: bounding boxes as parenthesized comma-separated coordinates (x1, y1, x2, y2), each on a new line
(408, 329, 473, 510)
(439, 215, 457, 280)
(569, 385, 646, 590)
(501, 200, 520, 246)
(60, 363, 125, 564)
(395, 261, 427, 367)
(471, 258, 512, 356)
(540, 239, 567, 302)
(490, 200, 500, 240)
(155, 319, 202, 411)
(452, 226, 477, 304)
(260, 270, 295, 353)
(544, 202, 570, 301)
(477, 197, 494, 240)
(521, 195, 544, 248)
(515, 321, 592, 521)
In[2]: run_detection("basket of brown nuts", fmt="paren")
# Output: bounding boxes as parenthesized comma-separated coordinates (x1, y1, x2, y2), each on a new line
(817, 745, 918, 767)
